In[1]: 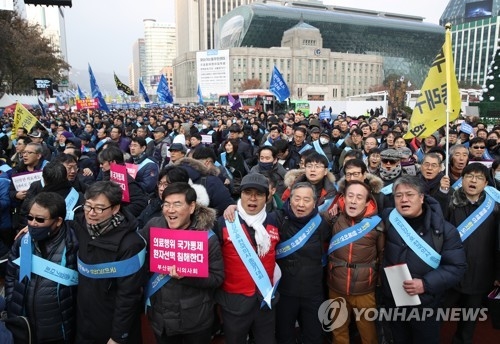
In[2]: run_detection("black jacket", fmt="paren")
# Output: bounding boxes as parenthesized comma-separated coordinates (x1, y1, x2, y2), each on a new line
(72, 209, 146, 344)
(102, 169, 148, 217)
(137, 197, 162, 229)
(5, 222, 78, 343)
(445, 188, 500, 294)
(381, 196, 467, 307)
(140, 205, 224, 336)
(275, 204, 330, 297)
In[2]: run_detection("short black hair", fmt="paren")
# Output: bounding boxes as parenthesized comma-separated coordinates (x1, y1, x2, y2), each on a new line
(98, 145, 124, 164)
(161, 182, 197, 203)
(192, 146, 217, 162)
(85, 181, 123, 206)
(258, 145, 278, 159)
(162, 165, 189, 184)
(304, 152, 329, 167)
(344, 159, 367, 174)
(42, 162, 67, 185)
(461, 163, 489, 179)
(131, 136, 147, 147)
(28, 192, 66, 220)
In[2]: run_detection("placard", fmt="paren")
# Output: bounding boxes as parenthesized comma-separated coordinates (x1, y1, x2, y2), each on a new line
(110, 163, 130, 202)
(125, 163, 138, 179)
(149, 227, 209, 278)
(76, 98, 99, 110)
(201, 134, 213, 144)
(12, 171, 43, 191)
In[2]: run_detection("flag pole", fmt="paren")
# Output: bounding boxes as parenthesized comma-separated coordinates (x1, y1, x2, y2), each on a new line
(445, 23, 452, 177)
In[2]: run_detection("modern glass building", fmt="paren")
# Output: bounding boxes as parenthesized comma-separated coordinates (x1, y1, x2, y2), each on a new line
(214, 2, 445, 87)
(440, 0, 499, 85)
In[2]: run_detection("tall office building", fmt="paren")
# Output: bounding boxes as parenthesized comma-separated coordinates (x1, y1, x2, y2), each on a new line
(440, 0, 498, 85)
(131, 38, 146, 93)
(25, 4, 69, 84)
(143, 19, 176, 93)
(175, 0, 260, 55)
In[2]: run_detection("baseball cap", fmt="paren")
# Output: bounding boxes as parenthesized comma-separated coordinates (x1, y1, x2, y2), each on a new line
(153, 126, 165, 133)
(169, 143, 187, 153)
(240, 173, 269, 196)
(29, 130, 42, 138)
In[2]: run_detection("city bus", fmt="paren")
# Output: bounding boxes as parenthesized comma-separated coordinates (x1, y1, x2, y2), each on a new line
(289, 100, 310, 117)
(219, 89, 288, 113)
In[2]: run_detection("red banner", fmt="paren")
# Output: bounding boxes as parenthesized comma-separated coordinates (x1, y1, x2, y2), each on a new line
(110, 163, 130, 202)
(76, 98, 99, 110)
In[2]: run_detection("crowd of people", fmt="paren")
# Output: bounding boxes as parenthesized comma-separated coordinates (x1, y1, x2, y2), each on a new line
(0, 105, 498, 344)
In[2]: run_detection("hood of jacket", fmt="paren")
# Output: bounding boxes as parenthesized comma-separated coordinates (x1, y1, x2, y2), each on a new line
(336, 172, 384, 194)
(284, 168, 305, 188)
(176, 157, 220, 180)
(451, 187, 486, 208)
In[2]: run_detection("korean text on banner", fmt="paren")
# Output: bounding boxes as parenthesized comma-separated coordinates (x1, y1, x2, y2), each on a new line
(404, 30, 461, 139)
(125, 163, 138, 179)
(12, 102, 39, 139)
(149, 227, 209, 278)
(12, 171, 43, 191)
(110, 163, 130, 202)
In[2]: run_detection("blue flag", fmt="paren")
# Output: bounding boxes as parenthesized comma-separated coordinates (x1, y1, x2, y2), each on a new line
(139, 79, 150, 103)
(197, 84, 203, 105)
(228, 93, 242, 110)
(269, 66, 290, 102)
(88, 64, 110, 113)
(77, 85, 86, 100)
(38, 98, 46, 117)
(157, 75, 173, 103)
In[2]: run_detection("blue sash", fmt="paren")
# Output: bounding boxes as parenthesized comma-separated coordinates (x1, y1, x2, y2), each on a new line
(145, 137, 153, 145)
(65, 187, 79, 220)
(225, 213, 280, 309)
(298, 143, 312, 155)
(0, 132, 5, 139)
(137, 158, 155, 172)
(327, 216, 381, 254)
(220, 152, 233, 179)
(145, 231, 215, 308)
(483, 150, 494, 160)
(318, 198, 334, 212)
(389, 209, 441, 269)
(415, 148, 424, 163)
(335, 139, 345, 147)
(452, 178, 462, 190)
(41, 160, 48, 169)
(77, 247, 146, 279)
(95, 138, 109, 151)
(275, 214, 322, 259)
(380, 183, 393, 195)
(264, 140, 272, 147)
(457, 193, 495, 242)
(207, 130, 214, 135)
(148, 125, 154, 132)
(0, 164, 12, 173)
(313, 140, 329, 161)
(18, 233, 78, 286)
(485, 186, 500, 203)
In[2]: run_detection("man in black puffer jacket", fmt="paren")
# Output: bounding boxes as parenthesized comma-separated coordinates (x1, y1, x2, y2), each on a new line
(381, 175, 466, 344)
(6, 192, 79, 344)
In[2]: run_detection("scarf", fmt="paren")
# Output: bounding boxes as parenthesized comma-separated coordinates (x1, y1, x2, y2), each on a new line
(86, 212, 125, 238)
(236, 199, 271, 257)
(379, 164, 402, 181)
(132, 151, 147, 164)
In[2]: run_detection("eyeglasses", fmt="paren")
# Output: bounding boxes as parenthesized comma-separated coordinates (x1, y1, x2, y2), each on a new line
(471, 146, 485, 149)
(381, 159, 398, 165)
(157, 182, 169, 188)
(22, 151, 38, 155)
(463, 174, 486, 181)
(27, 215, 51, 223)
(65, 165, 79, 172)
(83, 204, 114, 214)
(345, 171, 362, 178)
(422, 162, 440, 169)
(305, 164, 326, 170)
(162, 201, 186, 209)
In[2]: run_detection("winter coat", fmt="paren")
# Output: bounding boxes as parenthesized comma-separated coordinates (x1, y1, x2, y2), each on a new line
(445, 188, 500, 294)
(72, 209, 146, 344)
(5, 222, 78, 343)
(327, 196, 384, 295)
(0, 177, 11, 230)
(333, 172, 385, 215)
(140, 205, 224, 336)
(281, 170, 336, 210)
(129, 154, 159, 195)
(250, 162, 287, 197)
(176, 158, 235, 217)
(275, 203, 331, 297)
(381, 196, 467, 307)
(137, 197, 162, 229)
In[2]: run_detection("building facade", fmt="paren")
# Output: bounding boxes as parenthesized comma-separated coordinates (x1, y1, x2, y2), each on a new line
(143, 19, 177, 93)
(131, 38, 146, 93)
(440, 0, 499, 86)
(173, 20, 384, 103)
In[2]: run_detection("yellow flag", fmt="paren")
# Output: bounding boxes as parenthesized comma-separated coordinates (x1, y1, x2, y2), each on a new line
(12, 102, 39, 139)
(404, 26, 460, 139)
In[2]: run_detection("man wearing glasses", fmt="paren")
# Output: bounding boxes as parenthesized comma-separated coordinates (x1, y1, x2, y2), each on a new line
(468, 137, 488, 161)
(72, 181, 146, 344)
(443, 163, 500, 343)
(378, 149, 404, 196)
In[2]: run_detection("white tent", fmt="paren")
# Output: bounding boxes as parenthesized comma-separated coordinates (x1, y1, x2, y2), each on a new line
(0, 93, 47, 108)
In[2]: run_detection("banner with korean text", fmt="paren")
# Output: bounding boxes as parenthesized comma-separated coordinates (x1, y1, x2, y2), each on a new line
(404, 29, 461, 139)
(149, 227, 209, 278)
(110, 163, 130, 202)
(76, 98, 99, 110)
(12, 102, 39, 140)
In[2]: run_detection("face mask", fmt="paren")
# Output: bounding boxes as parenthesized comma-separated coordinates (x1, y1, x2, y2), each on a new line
(28, 224, 53, 241)
(59, 142, 65, 147)
(320, 137, 330, 145)
(495, 172, 500, 180)
(259, 161, 274, 171)
(487, 139, 497, 148)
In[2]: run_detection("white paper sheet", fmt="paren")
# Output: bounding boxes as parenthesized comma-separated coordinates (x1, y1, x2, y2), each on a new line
(384, 264, 421, 307)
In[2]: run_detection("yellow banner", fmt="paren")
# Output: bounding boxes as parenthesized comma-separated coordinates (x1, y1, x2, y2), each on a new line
(12, 102, 39, 139)
(404, 27, 461, 139)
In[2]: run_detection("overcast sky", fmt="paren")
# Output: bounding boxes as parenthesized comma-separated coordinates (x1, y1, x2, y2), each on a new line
(64, 0, 449, 74)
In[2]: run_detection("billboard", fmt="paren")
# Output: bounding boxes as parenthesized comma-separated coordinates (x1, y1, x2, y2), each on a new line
(23, 0, 72, 7)
(33, 78, 52, 90)
(196, 50, 230, 101)
(465, 0, 492, 20)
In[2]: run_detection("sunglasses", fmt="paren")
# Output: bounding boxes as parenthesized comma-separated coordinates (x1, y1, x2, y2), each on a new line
(472, 146, 485, 149)
(27, 215, 51, 223)
(381, 159, 398, 165)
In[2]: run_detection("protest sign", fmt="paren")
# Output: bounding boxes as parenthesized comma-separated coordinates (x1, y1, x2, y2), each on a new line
(110, 163, 130, 202)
